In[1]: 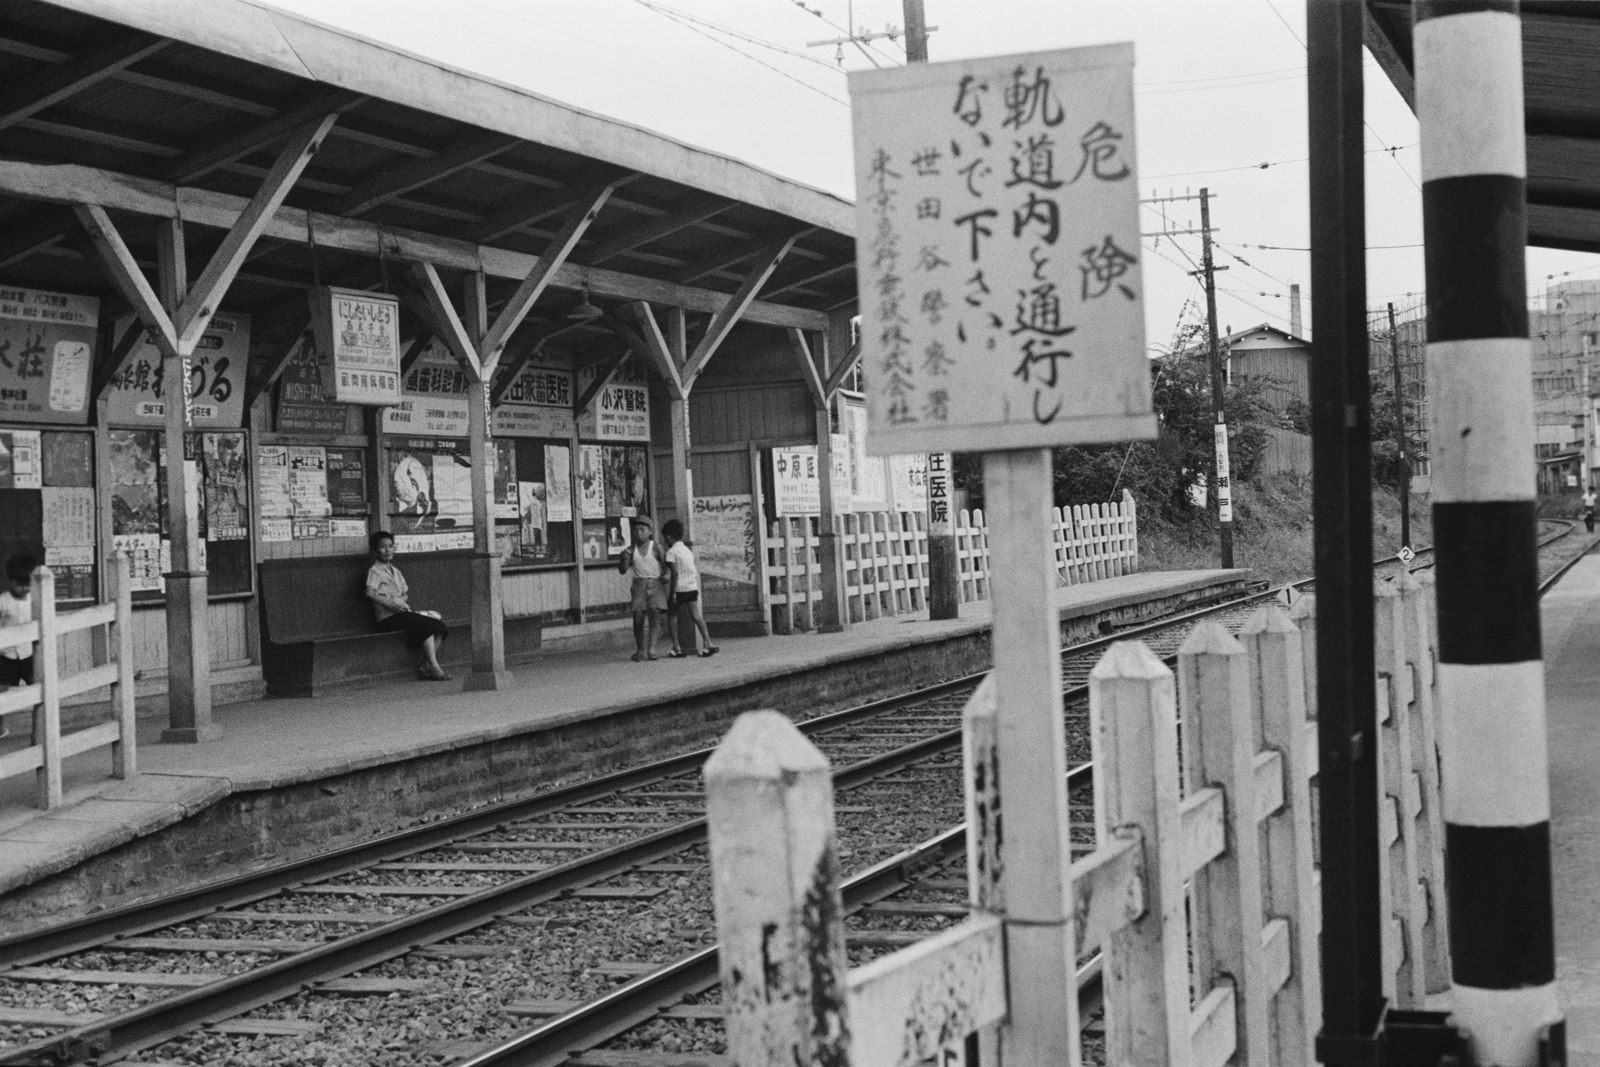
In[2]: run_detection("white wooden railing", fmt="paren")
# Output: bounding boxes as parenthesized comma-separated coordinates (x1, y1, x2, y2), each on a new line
(706, 573, 1448, 1065)
(0, 556, 138, 810)
(762, 489, 1139, 632)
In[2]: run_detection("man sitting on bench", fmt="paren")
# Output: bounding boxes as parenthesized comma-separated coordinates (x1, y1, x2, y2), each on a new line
(366, 530, 452, 682)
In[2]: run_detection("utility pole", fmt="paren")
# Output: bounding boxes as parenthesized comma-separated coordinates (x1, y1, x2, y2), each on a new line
(1198, 188, 1234, 567)
(1143, 188, 1233, 568)
(1387, 303, 1411, 549)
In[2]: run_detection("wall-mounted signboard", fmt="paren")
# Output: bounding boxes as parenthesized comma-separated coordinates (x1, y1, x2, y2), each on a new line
(107, 313, 250, 428)
(0, 286, 98, 426)
(312, 286, 401, 405)
(577, 357, 650, 441)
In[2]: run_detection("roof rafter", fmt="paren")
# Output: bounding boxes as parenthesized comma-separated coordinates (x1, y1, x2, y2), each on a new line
(331, 131, 519, 217)
(586, 195, 734, 265)
(0, 31, 167, 132)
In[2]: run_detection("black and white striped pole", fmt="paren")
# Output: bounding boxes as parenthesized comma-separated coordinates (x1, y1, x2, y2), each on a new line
(1415, 1, 1565, 1062)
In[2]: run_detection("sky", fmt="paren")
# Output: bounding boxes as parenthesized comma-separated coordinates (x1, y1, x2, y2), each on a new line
(260, 0, 1600, 353)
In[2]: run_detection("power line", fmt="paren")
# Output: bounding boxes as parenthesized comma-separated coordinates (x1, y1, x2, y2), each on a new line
(636, 0, 850, 105)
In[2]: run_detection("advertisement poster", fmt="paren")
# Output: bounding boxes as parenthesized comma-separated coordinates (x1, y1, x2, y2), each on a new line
(692, 494, 757, 585)
(0, 429, 42, 489)
(493, 439, 518, 520)
(580, 520, 609, 562)
(202, 432, 249, 539)
(771, 446, 822, 516)
(0, 285, 99, 425)
(519, 482, 548, 558)
(113, 532, 162, 592)
(382, 338, 470, 435)
(314, 286, 402, 405)
(494, 360, 575, 439)
(325, 448, 368, 516)
(106, 313, 251, 428)
(289, 446, 331, 517)
(545, 445, 572, 523)
(577, 357, 650, 441)
(578, 444, 606, 519)
(257, 445, 292, 519)
(41, 486, 95, 548)
(261, 518, 292, 542)
(108, 429, 161, 534)
(846, 402, 887, 508)
(275, 331, 348, 434)
(389, 446, 435, 534)
(603, 445, 648, 517)
(331, 518, 369, 540)
(42, 431, 93, 487)
(431, 452, 473, 532)
(890, 453, 928, 512)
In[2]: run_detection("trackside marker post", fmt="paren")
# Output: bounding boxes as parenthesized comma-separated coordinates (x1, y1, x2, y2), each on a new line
(850, 43, 1155, 1066)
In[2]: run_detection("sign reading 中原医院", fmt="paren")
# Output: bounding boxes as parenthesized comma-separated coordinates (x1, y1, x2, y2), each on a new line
(312, 286, 401, 405)
(848, 44, 1155, 454)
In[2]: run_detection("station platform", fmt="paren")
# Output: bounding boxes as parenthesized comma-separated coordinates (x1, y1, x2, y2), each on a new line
(1536, 550, 1600, 1057)
(0, 567, 1252, 933)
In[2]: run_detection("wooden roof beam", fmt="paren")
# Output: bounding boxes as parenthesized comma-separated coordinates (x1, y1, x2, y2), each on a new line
(0, 32, 167, 132)
(675, 227, 817, 286)
(480, 174, 623, 375)
(474, 164, 635, 243)
(785, 327, 826, 406)
(169, 88, 364, 183)
(586, 195, 734, 265)
(762, 260, 853, 301)
(617, 301, 683, 399)
(0, 159, 828, 330)
(332, 132, 518, 217)
(823, 332, 862, 398)
(407, 261, 482, 379)
(175, 114, 337, 351)
(73, 203, 177, 352)
(682, 233, 800, 390)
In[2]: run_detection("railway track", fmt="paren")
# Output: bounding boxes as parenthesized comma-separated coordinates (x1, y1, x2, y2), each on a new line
(0, 522, 1587, 1066)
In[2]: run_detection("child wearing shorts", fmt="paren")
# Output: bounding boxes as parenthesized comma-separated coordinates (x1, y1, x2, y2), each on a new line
(660, 519, 717, 658)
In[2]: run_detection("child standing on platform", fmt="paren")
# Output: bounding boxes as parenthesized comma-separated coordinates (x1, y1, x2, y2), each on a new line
(660, 519, 717, 659)
(617, 516, 670, 662)
(0, 554, 37, 740)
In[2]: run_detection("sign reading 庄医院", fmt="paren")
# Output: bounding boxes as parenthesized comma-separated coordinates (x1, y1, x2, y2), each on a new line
(849, 44, 1155, 454)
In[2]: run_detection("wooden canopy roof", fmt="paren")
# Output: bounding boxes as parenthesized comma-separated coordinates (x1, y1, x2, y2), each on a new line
(0, 0, 859, 373)
(1365, 1, 1600, 254)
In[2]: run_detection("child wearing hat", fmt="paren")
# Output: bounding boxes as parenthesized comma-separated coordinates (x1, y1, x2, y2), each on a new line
(616, 515, 670, 661)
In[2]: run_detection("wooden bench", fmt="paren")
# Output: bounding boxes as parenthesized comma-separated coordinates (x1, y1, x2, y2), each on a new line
(258, 554, 539, 697)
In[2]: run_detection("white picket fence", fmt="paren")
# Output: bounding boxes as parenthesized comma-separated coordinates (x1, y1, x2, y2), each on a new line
(706, 572, 1448, 1065)
(762, 489, 1139, 632)
(0, 556, 138, 810)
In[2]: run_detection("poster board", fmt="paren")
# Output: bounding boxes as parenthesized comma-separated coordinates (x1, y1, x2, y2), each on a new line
(693, 493, 760, 620)
(108, 428, 252, 599)
(0, 428, 97, 603)
(771, 446, 822, 517)
(849, 44, 1155, 453)
(0, 286, 98, 425)
(107, 313, 250, 428)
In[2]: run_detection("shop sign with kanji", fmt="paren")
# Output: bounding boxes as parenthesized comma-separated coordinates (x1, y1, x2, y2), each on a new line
(312, 286, 402, 405)
(849, 43, 1155, 453)
(106, 312, 250, 428)
(0, 286, 98, 426)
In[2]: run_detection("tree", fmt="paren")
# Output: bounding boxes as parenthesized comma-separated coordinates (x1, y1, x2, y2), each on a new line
(952, 353, 1276, 517)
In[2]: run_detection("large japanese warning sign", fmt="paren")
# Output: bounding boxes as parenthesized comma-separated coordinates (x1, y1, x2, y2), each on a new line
(849, 43, 1156, 454)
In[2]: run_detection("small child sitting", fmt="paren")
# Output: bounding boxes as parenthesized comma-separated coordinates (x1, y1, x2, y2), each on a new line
(0, 554, 37, 740)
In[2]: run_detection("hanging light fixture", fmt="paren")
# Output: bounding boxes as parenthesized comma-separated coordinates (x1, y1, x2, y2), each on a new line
(567, 281, 603, 322)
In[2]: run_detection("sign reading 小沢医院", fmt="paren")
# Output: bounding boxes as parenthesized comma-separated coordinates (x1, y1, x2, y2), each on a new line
(849, 44, 1155, 454)
(312, 286, 401, 405)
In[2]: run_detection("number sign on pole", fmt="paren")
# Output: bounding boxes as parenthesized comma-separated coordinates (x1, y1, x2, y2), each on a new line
(849, 44, 1155, 455)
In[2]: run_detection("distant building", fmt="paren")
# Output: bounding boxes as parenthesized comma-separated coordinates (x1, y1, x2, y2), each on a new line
(1528, 280, 1600, 492)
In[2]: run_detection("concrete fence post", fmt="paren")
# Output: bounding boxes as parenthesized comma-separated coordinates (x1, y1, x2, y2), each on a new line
(705, 710, 850, 1066)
